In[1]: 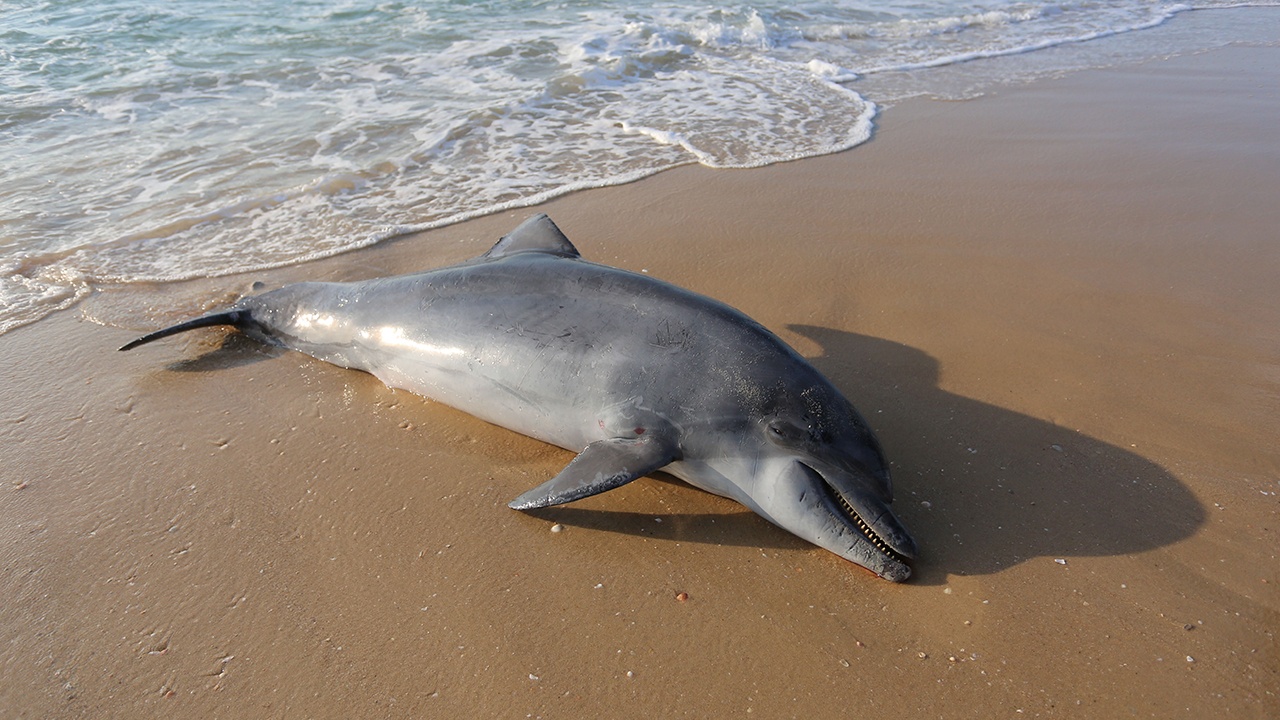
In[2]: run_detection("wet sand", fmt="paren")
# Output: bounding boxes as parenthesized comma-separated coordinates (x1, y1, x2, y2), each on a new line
(3, 11, 1277, 719)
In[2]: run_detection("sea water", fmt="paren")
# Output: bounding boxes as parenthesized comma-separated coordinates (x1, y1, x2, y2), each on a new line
(2, 0, 1276, 333)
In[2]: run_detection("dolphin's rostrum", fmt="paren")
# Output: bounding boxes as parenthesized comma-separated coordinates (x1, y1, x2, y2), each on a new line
(122, 215, 918, 581)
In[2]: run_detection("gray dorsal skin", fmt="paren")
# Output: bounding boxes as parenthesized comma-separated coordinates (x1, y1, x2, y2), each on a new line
(122, 214, 918, 581)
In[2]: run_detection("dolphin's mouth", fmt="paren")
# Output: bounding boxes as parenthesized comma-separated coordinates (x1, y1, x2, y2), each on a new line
(827, 485, 913, 567)
(802, 464, 914, 574)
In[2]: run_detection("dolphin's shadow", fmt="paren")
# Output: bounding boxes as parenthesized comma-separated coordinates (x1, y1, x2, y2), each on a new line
(162, 332, 283, 373)
(525, 472, 813, 552)
(161, 324, 1205, 581)
(525, 505, 812, 552)
(788, 325, 1204, 583)
(532, 326, 1204, 583)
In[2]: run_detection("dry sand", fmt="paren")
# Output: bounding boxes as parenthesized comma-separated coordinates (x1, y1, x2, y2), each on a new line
(3, 10, 1277, 719)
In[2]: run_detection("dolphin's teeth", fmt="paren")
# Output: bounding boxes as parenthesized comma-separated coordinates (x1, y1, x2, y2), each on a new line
(829, 485, 908, 565)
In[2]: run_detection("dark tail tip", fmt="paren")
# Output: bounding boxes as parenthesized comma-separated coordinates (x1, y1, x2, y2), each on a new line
(118, 310, 247, 351)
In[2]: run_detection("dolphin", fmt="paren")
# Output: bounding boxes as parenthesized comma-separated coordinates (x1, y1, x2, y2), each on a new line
(121, 214, 917, 580)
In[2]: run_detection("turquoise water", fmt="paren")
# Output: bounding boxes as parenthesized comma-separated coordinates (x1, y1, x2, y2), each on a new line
(1, 0, 1276, 332)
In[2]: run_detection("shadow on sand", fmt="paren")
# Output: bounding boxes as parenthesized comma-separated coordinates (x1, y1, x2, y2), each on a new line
(532, 326, 1205, 584)
(161, 325, 1205, 583)
(158, 331, 283, 373)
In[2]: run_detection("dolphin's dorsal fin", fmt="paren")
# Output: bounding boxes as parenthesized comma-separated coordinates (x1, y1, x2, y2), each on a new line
(507, 435, 678, 510)
(484, 214, 581, 259)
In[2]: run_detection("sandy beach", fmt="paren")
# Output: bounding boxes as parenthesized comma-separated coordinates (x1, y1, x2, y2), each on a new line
(3, 8, 1277, 718)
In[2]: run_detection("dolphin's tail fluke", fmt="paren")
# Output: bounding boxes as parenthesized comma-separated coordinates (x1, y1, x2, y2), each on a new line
(118, 310, 248, 351)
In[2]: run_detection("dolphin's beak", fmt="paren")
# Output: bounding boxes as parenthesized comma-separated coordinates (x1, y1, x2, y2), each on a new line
(798, 460, 917, 581)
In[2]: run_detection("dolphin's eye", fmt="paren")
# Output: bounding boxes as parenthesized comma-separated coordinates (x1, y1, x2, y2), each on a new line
(766, 420, 801, 444)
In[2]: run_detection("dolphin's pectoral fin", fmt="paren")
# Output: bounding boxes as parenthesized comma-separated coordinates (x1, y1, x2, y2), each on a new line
(483, 214, 581, 260)
(507, 436, 678, 510)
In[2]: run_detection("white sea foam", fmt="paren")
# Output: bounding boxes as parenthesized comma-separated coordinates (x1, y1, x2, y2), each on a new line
(2, 0, 1277, 334)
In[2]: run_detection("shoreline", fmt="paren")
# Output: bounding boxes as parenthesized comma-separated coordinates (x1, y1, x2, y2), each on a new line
(6, 6, 1280, 340)
(3, 10, 1278, 718)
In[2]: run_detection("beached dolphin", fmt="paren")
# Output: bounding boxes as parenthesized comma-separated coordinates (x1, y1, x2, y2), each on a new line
(121, 214, 917, 580)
